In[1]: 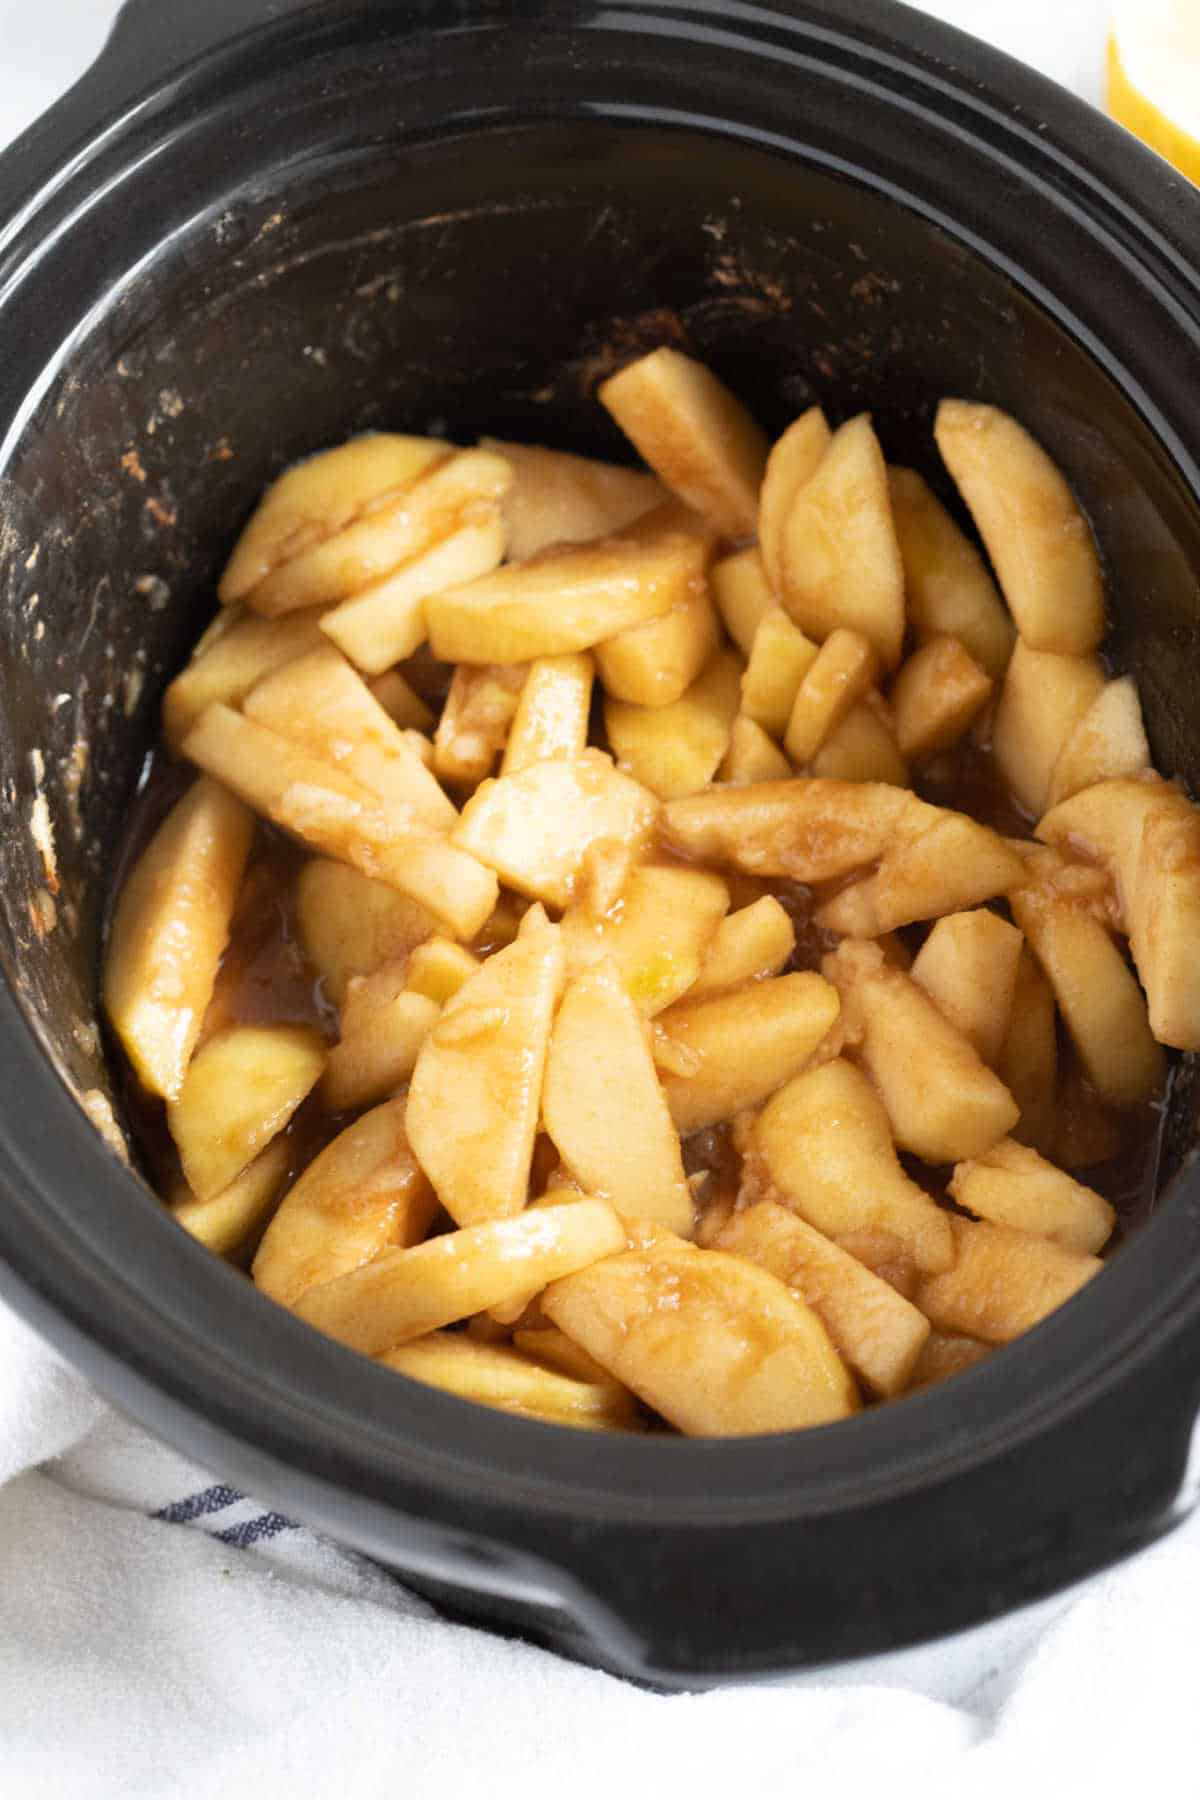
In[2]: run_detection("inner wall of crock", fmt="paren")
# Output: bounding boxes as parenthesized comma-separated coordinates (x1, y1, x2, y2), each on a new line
(2, 121, 1198, 1180)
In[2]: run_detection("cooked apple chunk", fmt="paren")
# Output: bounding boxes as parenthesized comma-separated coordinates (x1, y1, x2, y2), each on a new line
(596, 585, 719, 708)
(934, 400, 1105, 655)
(163, 607, 332, 751)
(321, 966, 440, 1112)
(738, 608, 819, 739)
(815, 802, 1025, 937)
(759, 407, 833, 596)
(168, 1023, 325, 1202)
(295, 1198, 625, 1354)
(889, 636, 993, 764)
(886, 465, 1015, 678)
(295, 859, 434, 1006)
(687, 895, 795, 1000)
(403, 937, 480, 1005)
(406, 907, 564, 1227)
(479, 436, 663, 560)
(561, 864, 729, 1015)
(500, 654, 593, 775)
(453, 752, 658, 908)
(909, 909, 1023, 1067)
(543, 960, 693, 1235)
(662, 778, 911, 882)
(104, 776, 255, 1101)
(948, 1138, 1114, 1255)
(182, 705, 498, 939)
(598, 347, 769, 538)
(992, 640, 1106, 818)
(432, 662, 527, 787)
(171, 1137, 292, 1260)
(997, 945, 1059, 1155)
(380, 1332, 640, 1430)
(544, 1237, 859, 1435)
(716, 1201, 930, 1397)
(719, 716, 794, 784)
(917, 1215, 1102, 1344)
(319, 515, 507, 674)
(219, 432, 451, 604)
(367, 668, 434, 733)
(253, 1096, 436, 1306)
(784, 627, 878, 765)
(750, 1059, 954, 1274)
(654, 971, 841, 1132)
(242, 644, 458, 829)
(710, 545, 775, 655)
(811, 696, 909, 786)
(1010, 875, 1164, 1107)
(907, 1332, 992, 1389)
(824, 941, 1019, 1162)
(1045, 675, 1150, 807)
(605, 648, 742, 801)
(246, 447, 513, 617)
(775, 413, 905, 670)
(426, 515, 707, 666)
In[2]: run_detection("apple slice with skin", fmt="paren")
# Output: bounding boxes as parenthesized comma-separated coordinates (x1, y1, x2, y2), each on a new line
(406, 905, 564, 1227)
(542, 958, 694, 1236)
(103, 776, 255, 1102)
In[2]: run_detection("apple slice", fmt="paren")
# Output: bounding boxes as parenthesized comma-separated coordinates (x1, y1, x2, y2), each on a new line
(948, 1138, 1114, 1255)
(295, 1198, 625, 1353)
(219, 432, 451, 604)
(171, 1137, 291, 1260)
(103, 776, 255, 1101)
(886, 466, 1015, 678)
(432, 662, 528, 787)
(750, 1058, 954, 1274)
(759, 408, 833, 595)
(380, 1331, 640, 1430)
(163, 607, 331, 751)
(909, 908, 1024, 1067)
(783, 627, 877, 765)
(246, 447, 513, 616)
(321, 966, 441, 1112)
(182, 705, 498, 939)
(500, 654, 594, 775)
(543, 1236, 859, 1435)
(542, 959, 693, 1236)
(561, 864, 729, 1015)
(604, 648, 743, 801)
(406, 907, 564, 1225)
(916, 1215, 1101, 1344)
(653, 971, 840, 1132)
(776, 413, 905, 669)
(598, 347, 768, 538)
(889, 636, 993, 764)
(740, 607, 819, 738)
(295, 859, 434, 1006)
(711, 545, 775, 656)
(253, 1096, 436, 1306)
(687, 895, 795, 1000)
(168, 1023, 326, 1201)
(319, 514, 507, 674)
(403, 937, 480, 1004)
(934, 400, 1105, 655)
(1045, 675, 1151, 807)
(480, 436, 663, 560)
(992, 639, 1106, 818)
(811, 696, 909, 786)
(596, 585, 720, 707)
(997, 945, 1059, 1155)
(453, 751, 658, 909)
(717, 1200, 930, 1398)
(243, 643, 458, 829)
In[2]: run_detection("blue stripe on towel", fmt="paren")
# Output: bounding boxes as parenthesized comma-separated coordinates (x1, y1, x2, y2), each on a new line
(154, 1484, 244, 1524)
(213, 1511, 295, 1548)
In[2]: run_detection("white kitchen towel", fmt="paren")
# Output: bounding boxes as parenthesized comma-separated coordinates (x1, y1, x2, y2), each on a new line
(4, 1, 1196, 1796)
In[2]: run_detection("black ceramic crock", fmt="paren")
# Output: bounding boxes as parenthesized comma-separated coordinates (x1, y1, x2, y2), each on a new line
(3, 0, 1200, 1687)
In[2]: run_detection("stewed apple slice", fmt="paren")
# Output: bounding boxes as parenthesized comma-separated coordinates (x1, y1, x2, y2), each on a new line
(253, 1096, 436, 1306)
(916, 1215, 1101, 1344)
(543, 1235, 859, 1435)
(560, 864, 729, 1015)
(104, 776, 254, 1101)
(406, 906, 564, 1226)
(168, 1023, 326, 1202)
(380, 1331, 641, 1430)
(886, 465, 1015, 679)
(948, 1138, 1114, 1256)
(934, 400, 1105, 655)
(480, 436, 663, 560)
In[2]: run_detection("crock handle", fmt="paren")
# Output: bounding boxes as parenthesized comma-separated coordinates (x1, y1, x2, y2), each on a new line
(98, 0, 323, 90)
